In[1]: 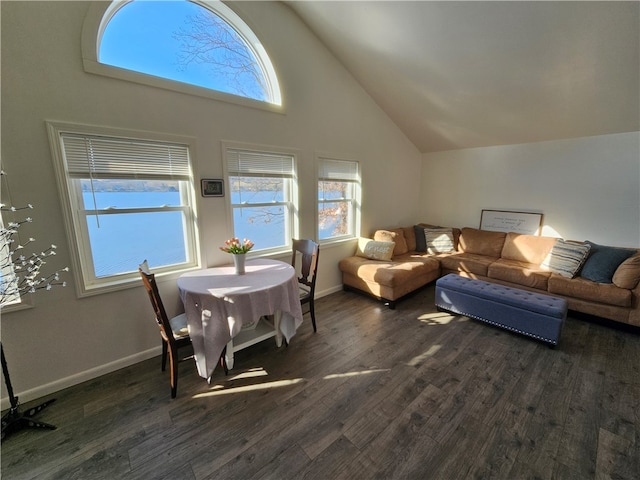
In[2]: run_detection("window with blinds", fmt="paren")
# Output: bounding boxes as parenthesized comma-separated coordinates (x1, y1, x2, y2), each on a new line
(317, 156, 360, 241)
(59, 134, 191, 180)
(224, 145, 297, 253)
(47, 122, 199, 295)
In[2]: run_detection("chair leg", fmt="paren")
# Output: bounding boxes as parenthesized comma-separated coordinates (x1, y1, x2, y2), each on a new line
(220, 346, 229, 375)
(161, 341, 168, 372)
(169, 348, 178, 399)
(309, 299, 317, 333)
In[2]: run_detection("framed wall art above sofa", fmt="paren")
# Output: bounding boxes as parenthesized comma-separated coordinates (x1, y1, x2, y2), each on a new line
(480, 209, 543, 235)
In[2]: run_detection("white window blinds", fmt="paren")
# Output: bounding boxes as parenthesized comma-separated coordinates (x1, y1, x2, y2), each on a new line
(227, 149, 294, 177)
(318, 158, 359, 181)
(60, 133, 191, 180)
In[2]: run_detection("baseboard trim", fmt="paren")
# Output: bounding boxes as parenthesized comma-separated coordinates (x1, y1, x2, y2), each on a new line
(1, 346, 162, 411)
(316, 285, 343, 298)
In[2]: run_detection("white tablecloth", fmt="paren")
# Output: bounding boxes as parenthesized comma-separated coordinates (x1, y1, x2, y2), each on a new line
(177, 258, 303, 379)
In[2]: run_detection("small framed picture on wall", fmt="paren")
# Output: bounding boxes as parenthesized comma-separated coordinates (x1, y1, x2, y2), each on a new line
(201, 179, 224, 197)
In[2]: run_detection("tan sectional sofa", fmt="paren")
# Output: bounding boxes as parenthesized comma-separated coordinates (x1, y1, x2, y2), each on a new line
(338, 224, 640, 327)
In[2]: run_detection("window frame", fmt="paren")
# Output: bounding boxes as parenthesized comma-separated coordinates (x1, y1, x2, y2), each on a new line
(80, 0, 283, 112)
(222, 141, 299, 256)
(316, 154, 361, 244)
(47, 121, 201, 297)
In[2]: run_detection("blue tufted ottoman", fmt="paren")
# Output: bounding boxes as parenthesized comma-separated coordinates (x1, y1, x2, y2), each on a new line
(435, 274, 567, 345)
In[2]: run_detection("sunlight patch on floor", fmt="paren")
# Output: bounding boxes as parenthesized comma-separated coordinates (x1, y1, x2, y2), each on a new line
(323, 368, 389, 380)
(407, 344, 441, 366)
(193, 378, 306, 398)
(228, 367, 269, 381)
(417, 311, 457, 325)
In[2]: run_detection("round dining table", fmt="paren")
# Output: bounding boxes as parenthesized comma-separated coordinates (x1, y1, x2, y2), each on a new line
(177, 258, 303, 378)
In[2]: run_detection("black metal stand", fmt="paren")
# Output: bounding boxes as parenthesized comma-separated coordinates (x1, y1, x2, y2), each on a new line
(1, 342, 56, 441)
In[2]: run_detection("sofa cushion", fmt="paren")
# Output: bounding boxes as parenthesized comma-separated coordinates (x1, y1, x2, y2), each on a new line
(374, 229, 408, 256)
(488, 258, 552, 290)
(356, 238, 395, 261)
(548, 274, 632, 307)
(338, 254, 440, 288)
(612, 253, 640, 289)
(425, 227, 455, 254)
(402, 226, 417, 252)
(439, 252, 497, 277)
(500, 232, 557, 265)
(458, 228, 506, 257)
(580, 241, 636, 284)
(541, 239, 591, 278)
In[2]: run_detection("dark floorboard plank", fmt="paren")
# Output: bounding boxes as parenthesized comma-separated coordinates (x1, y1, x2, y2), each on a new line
(291, 435, 362, 480)
(341, 361, 443, 450)
(464, 406, 530, 480)
(555, 367, 604, 478)
(595, 426, 637, 480)
(248, 443, 311, 480)
(197, 440, 310, 480)
(410, 416, 488, 479)
(352, 382, 445, 477)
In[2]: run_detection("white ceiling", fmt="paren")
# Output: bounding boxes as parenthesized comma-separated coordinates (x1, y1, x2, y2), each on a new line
(286, 1, 640, 153)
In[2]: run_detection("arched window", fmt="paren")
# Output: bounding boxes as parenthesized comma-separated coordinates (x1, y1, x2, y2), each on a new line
(83, 0, 281, 107)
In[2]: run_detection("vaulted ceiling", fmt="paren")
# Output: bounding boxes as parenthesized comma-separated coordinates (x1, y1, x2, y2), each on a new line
(286, 1, 640, 153)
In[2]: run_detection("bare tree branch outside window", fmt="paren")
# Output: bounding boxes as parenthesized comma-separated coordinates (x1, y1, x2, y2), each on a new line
(173, 11, 268, 101)
(231, 177, 285, 227)
(319, 181, 351, 237)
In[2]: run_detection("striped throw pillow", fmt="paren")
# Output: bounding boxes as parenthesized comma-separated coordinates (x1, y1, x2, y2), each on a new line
(541, 239, 591, 278)
(425, 227, 455, 254)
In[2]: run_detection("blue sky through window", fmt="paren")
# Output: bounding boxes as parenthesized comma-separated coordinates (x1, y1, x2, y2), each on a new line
(100, 0, 268, 101)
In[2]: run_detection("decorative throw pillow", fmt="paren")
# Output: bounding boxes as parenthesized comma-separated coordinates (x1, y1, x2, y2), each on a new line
(424, 227, 455, 254)
(355, 238, 395, 261)
(374, 229, 408, 256)
(373, 229, 395, 243)
(612, 253, 640, 289)
(541, 239, 591, 278)
(414, 225, 428, 252)
(580, 241, 636, 284)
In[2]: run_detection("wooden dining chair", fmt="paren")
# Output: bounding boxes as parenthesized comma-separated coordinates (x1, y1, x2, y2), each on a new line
(138, 260, 227, 398)
(291, 239, 320, 332)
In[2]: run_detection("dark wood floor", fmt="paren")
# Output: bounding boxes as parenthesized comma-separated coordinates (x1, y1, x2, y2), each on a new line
(2, 285, 639, 479)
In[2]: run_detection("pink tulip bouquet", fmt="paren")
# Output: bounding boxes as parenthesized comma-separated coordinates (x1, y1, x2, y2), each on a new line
(219, 237, 254, 254)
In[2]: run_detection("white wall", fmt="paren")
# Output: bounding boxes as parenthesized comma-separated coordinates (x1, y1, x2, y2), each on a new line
(420, 133, 640, 248)
(0, 1, 422, 406)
